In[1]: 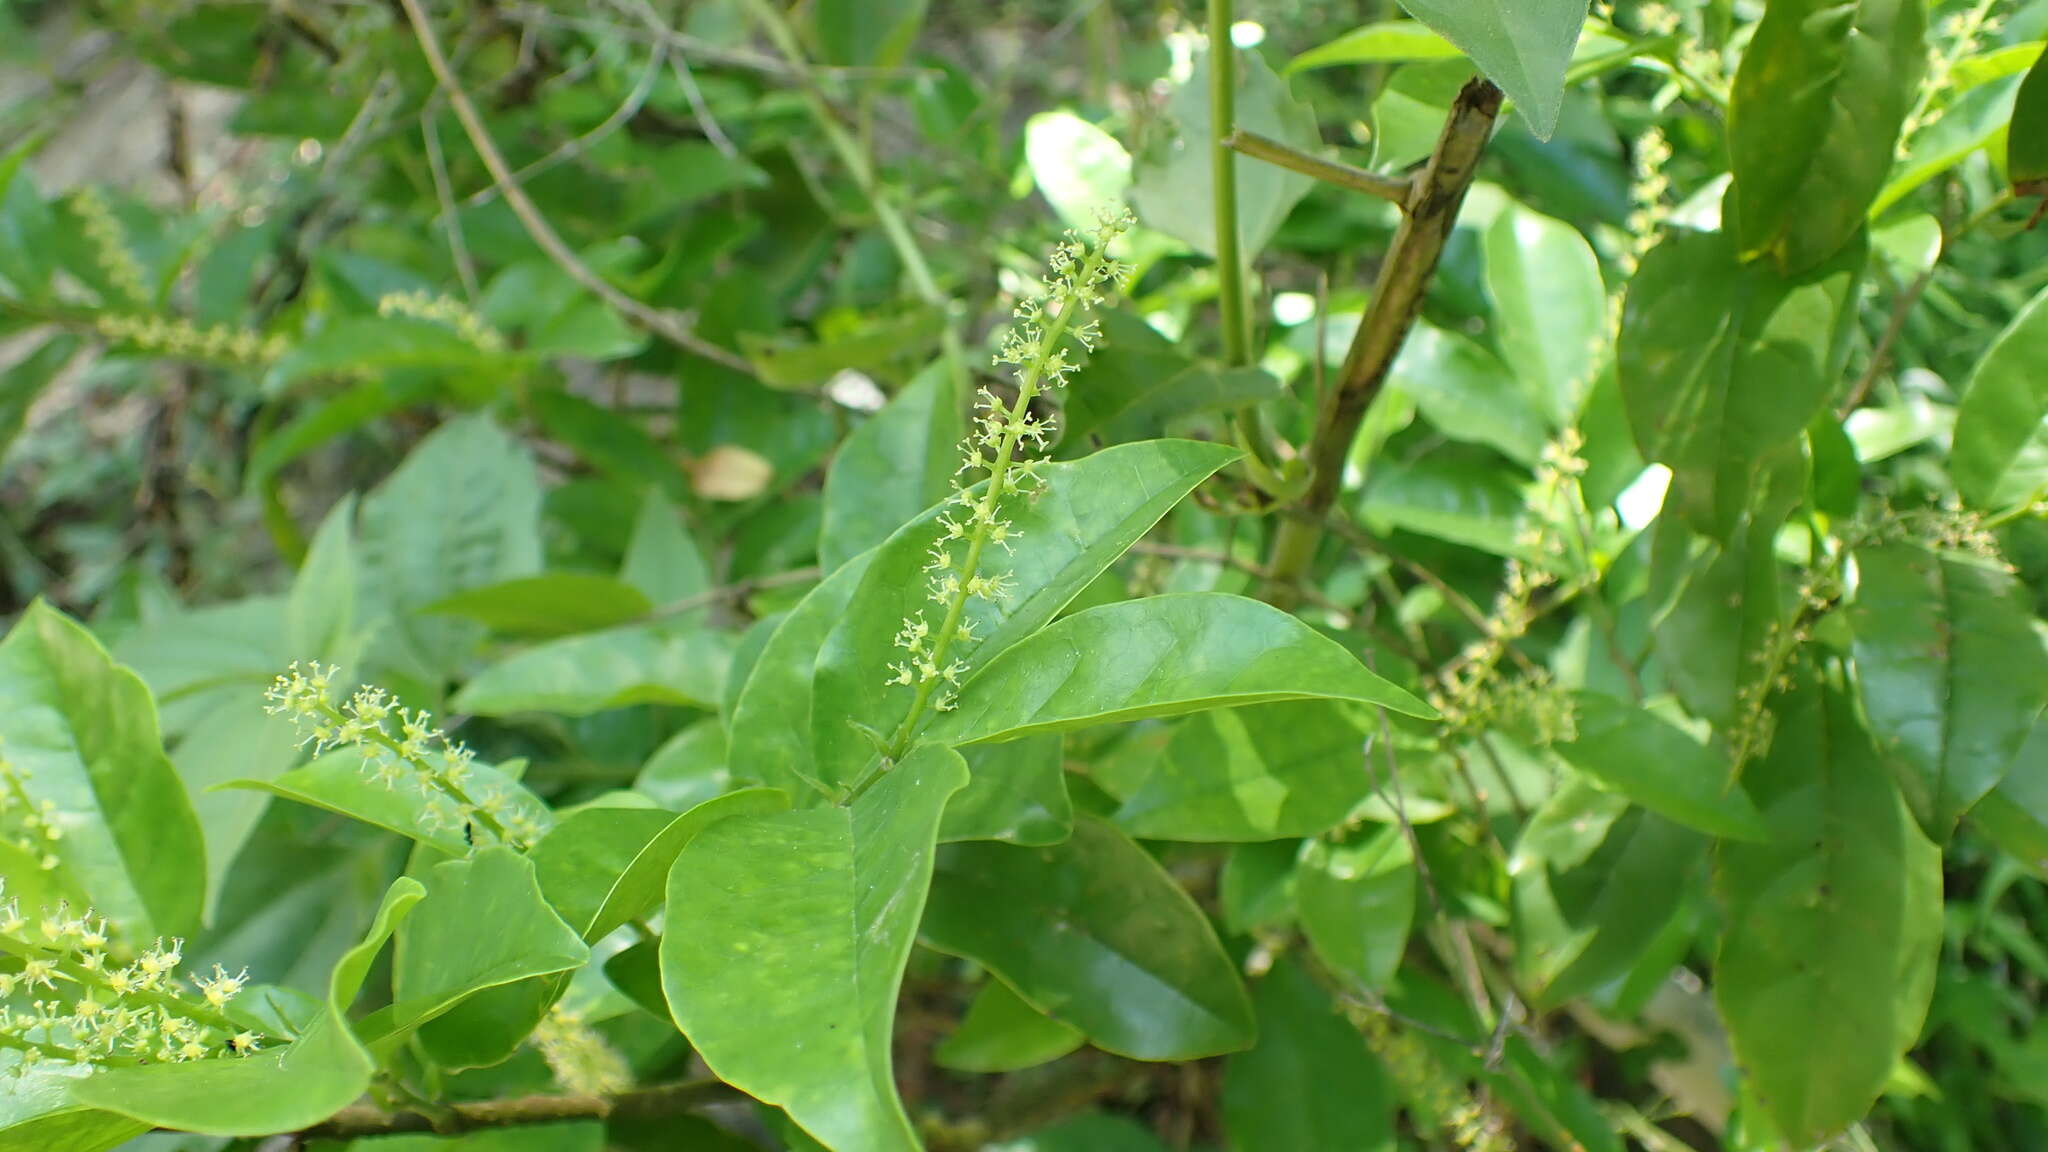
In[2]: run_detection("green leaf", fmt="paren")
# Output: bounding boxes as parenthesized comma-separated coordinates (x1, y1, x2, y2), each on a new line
(452, 624, 733, 717)
(1951, 283, 2048, 510)
(1288, 20, 1463, 73)
(1555, 693, 1771, 840)
(530, 789, 789, 941)
(811, 0, 926, 67)
(288, 494, 361, 659)
(635, 720, 731, 811)
(1847, 544, 2048, 840)
(1392, 0, 1589, 139)
(660, 744, 966, 1152)
(225, 749, 549, 855)
(0, 1062, 144, 1152)
(1111, 701, 1374, 841)
(821, 363, 965, 572)
(1729, 0, 1925, 273)
(942, 735, 1072, 845)
(1222, 957, 1395, 1152)
(1874, 74, 2023, 217)
(2010, 48, 2047, 194)
(0, 143, 57, 301)
(1713, 670, 1943, 1148)
(921, 815, 1255, 1060)
(1369, 60, 1471, 171)
(1645, 482, 1794, 731)
(812, 439, 1240, 790)
(1357, 445, 1528, 555)
(1972, 725, 2048, 873)
(1618, 228, 1860, 539)
(265, 315, 528, 392)
(1484, 202, 1606, 425)
(1026, 111, 1135, 234)
(925, 594, 1433, 747)
(357, 415, 543, 685)
(1389, 322, 1549, 466)
(422, 573, 654, 638)
(0, 600, 205, 938)
(0, 333, 77, 465)
(72, 876, 424, 1135)
(1131, 49, 1319, 259)
(1060, 316, 1285, 448)
(1297, 827, 1415, 992)
(933, 978, 1085, 1074)
(357, 848, 589, 1052)
(620, 491, 712, 620)
(728, 551, 876, 798)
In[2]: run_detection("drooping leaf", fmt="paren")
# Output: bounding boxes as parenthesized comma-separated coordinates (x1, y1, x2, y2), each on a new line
(821, 363, 964, 572)
(811, 439, 1240, 790)
(925, 594, 1433, 747)
(1555, 693, 1771, 840)
(452, 623, 732, 717)
(1618, 228, 1861, 539)
(1131, 48, 1319, 259)
(1848, 543, 2048, 840)
(1112, 701, 1374, 841)
(72, 876, 425, 1135)
(933, 978, 1086, 1074)
(2008, 47, 2047, 195)
(660, 744, 967, 1152)
(1714, 669, 1943, 1148)
(0, 600, 205, 938)
(1950, 283, 2048, 510)
(1392, 0, 1589, 139)
(1222, 957, 1395, 1152)
(1729, 0, 1925, 273)
(1484, 202, 1606, 425)
(1296, 827, 1415, 992)
(921, 815, 1255, 1060)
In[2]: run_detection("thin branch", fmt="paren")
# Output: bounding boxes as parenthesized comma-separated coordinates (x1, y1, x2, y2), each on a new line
(419, 107, 480, 301)
(464, 44, 667, 208)
(395, 0, 756, 375)
(288, 1078, 741, 1141)
(1839, 265, 1933, 417)
(1265, 80, 1503, 606)
(1225, 130, 1413, 206)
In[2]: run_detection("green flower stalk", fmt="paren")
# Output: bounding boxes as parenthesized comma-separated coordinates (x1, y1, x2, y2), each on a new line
(264, 662, 540, 848)
(882, 209, 1133, 757)
(0, 884, 268, 1070)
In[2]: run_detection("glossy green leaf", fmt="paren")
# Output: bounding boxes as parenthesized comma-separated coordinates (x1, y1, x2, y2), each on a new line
(1288, 20, 1462, 73)
(2011, 49, 2047, 194)
(821, 363, 964, 572)
(1971, 725, 2048, 874)
(1393, 0, 1588, 139)
(357, 848, 588, 1052)
(0, 1062, 144, 1152)
(1389, 323, 1548, 465)
(224, 749, 549, 855)
(1950, 283, 2048, 510)
(933, 978, 1085, 1074)
(620, 491, 713, 611)
(1730, 0, 1925, 272)
(660, 744, 967, 1152)
(1131, 49, 1318, 259)
(0, 600, 205, 938)
(1369, 60, 1470, 171)
(921, 815, 1255, 1060)
(1484, 202, 1606, 424)
(1848, 543, 2048, 840)
(531, 789, 789, 941)
(452, 623, 732, 717)
(357, 415, 543, 685)
(727, 551, 876, 798)
(942, 735, 1072, 845)
(72, 876, 424, 1135)
(1714, 670, 1943, 1148)
(925, 594, 1433, 747)
(1874, 74, 2023, 217)
(1222, 957, 1394, 1152)
(1645, 482, 1794, 731)
(1112, 701, 1373, 841)
(421, 573, 653, 638)
(1358, 445, 1528, 554)
(1555, 693, 1771, 840)
(812, 439, 1240, 789)
(1618, 228, 1859, 539)
(635, 719, 731, 811)
(1297, 827, 1415, 992)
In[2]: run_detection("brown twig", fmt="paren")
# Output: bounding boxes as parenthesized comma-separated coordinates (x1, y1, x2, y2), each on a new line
(286, 1078, 741, 1141)
(1838, 266, 1933, 417)
(1264, 80, 1503, 606)
(395, 0, 756, 375)
(1224, 129, 1414, 205)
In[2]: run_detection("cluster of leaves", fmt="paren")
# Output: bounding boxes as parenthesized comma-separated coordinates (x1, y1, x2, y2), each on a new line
(1, 1, 2046, 1151)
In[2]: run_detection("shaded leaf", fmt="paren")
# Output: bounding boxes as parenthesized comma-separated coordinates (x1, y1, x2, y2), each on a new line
(453, 624, 732, 717)
(943, 735, 1072, 846)
(1297, 827, 1415, 992)
(1950, 283, 2048, 510)
(934, 979, 1085, 1074)
(1393, 0, 1588, 139)
(1112, 701, 1373, 841)
(1222, 957, 1395, 1152)
(1556, 693, 1771, 840)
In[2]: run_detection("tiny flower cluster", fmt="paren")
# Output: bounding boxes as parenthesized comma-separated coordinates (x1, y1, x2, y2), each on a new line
(0, 885, 264, 1070)
(0, 748, 62, 873)
(884, 209, 1132, 724)
(94, 313, 286, 367)
(530, 1002, 631, 1096)
(68, 187, 149, 308)
(1622, 127, 1673, 272)
(377, 290, 507, 354)
(264, 662, 540, 848)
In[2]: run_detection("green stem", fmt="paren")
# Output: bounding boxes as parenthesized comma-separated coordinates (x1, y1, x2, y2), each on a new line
(313, 702, 512, 845)
(1209, 0, 1248, 366)
(0, 934, 249, 1037)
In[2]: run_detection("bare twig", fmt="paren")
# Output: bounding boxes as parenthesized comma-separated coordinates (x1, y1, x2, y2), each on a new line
(1265, 80, 1503, 606)
(464, 44, 668, 208)
(1225, 130, 1414, 206)
(1839, 266, 1933, 417)
(396, 0, 756, 374)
